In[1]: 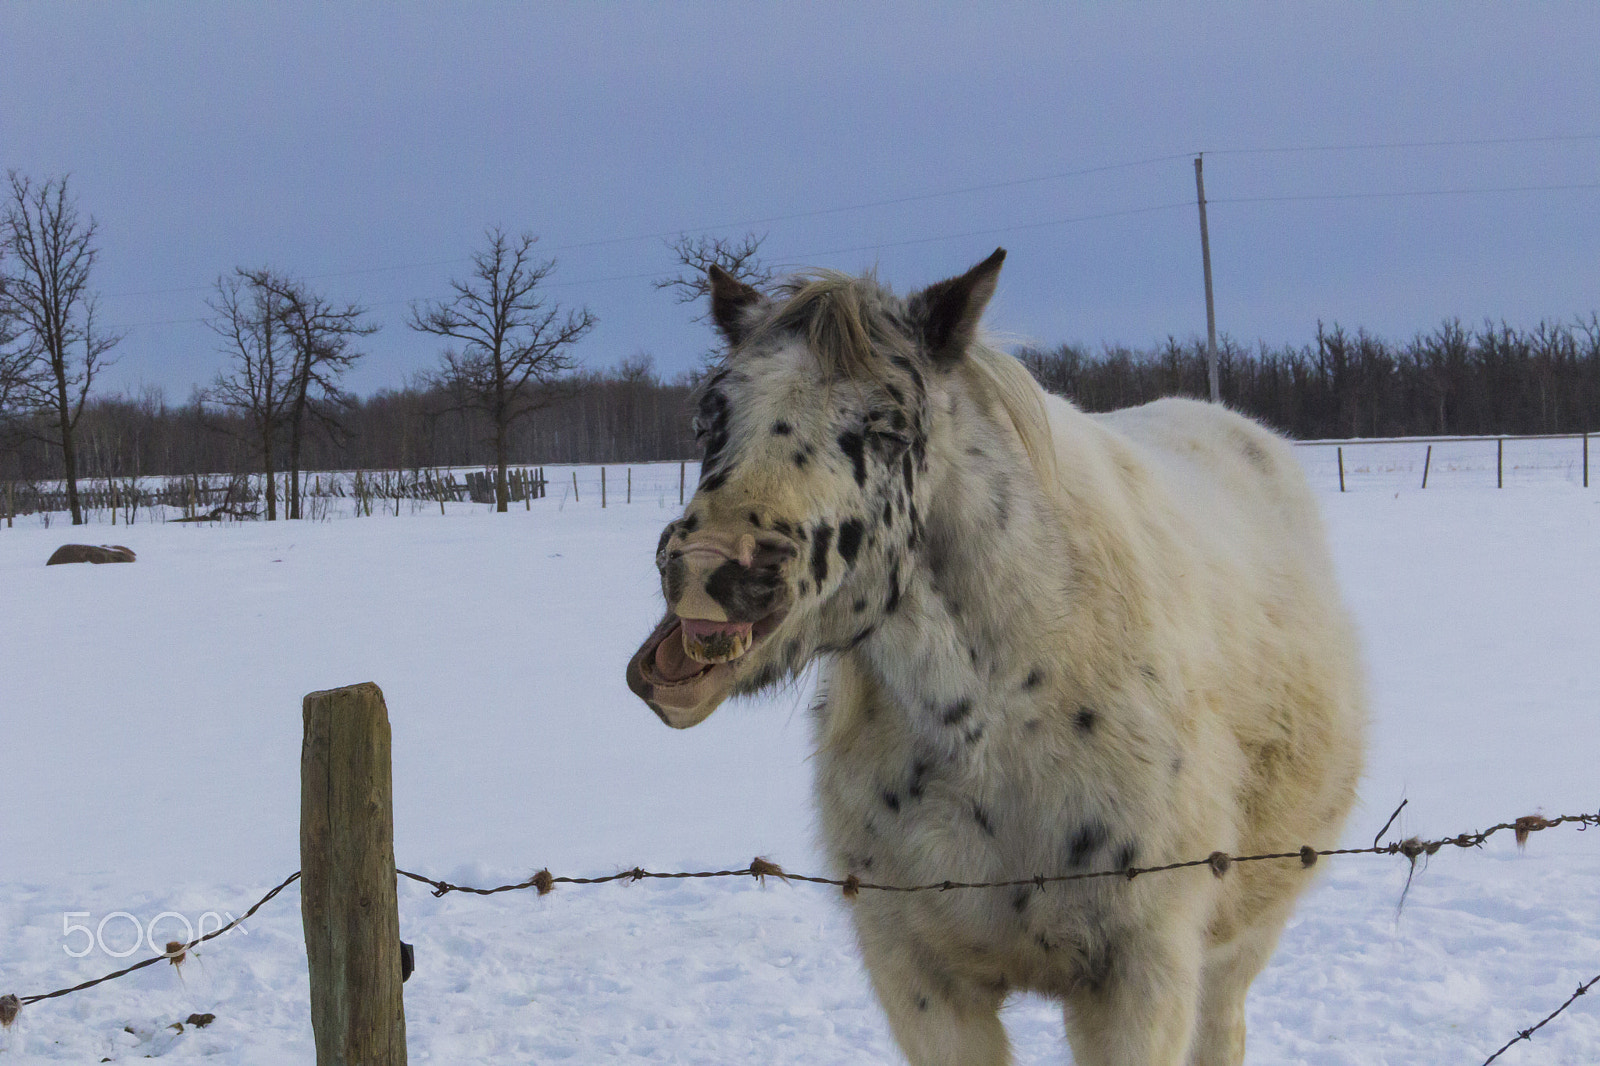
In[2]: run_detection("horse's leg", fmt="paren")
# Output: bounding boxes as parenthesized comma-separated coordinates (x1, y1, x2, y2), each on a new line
(1062, 924, 1204, 1066)
(857, 936, 1010, 1066)
(1186, 919, 1286, 1066)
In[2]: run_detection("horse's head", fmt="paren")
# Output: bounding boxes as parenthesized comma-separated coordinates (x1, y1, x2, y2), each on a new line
(627, 249, 1005, 727)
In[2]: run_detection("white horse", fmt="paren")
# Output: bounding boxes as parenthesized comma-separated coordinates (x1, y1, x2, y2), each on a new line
(628, 250, 1364, 1065)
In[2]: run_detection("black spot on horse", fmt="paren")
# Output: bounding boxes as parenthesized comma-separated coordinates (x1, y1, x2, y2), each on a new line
(843, 626, 875, 650)
(838, 430, 867, 487)
(908, 758, 931, 800)
(917, 996, 929, 1012)
(971, 802, 996, 838)
(1024, 718, 1043, 733)
(699, 468, 729, 493)
(882, 499, 894, 527)
(1068, 821, 1109, 867)
(793, 451, 809, 469)
(772, 519, 792, 537)
(810, 523, 833, 587)
(1115, 842, 1138, 871)
(1074, 708, 1097, 734)
(748, 511, 762, 528)
(705, 559, 781, 621)
(885, 569, 901, 614)
(881, 790, 901, 813)
(1171, 755, 1183, 776)
(852, 597, 868, 613)
(1011, 888, 1031, 914)
(679, 513, 699, 534)
(901, 452, 914, 489)
(964, 723, 985, 745)
(771, 420, 793, 436)
(941, 699, 972, 726)
(1023, 669, 1044, 690)
(837, 518, 865, 566)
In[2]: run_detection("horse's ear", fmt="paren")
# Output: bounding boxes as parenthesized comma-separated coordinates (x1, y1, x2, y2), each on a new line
(709, 264, 766, 347)
(910, 248, 1006, 367)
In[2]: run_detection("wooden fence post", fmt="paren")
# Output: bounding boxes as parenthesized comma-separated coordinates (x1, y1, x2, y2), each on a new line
(627, 467, 631, 505)
(1583, 433, 1589, 488)
(601, 467, 607, 509)
(679, 461, 685, 506)
(1497, 437, 1503, 488)
(301, 682, 408, 1065)
(1337, 446, 1345, 493)
(1421, 444, 1432, 489)
(572, 471, 579, 502)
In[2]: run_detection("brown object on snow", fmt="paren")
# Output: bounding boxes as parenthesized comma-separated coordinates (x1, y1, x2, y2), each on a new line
(46, 544, 137, 565)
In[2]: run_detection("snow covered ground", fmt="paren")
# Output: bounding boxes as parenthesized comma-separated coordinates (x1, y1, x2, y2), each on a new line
(1, 472, 1597, 1062)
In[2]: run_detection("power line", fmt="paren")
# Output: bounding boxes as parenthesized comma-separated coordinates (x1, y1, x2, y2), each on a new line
(1207, 132, 1600, 157)
(1211, 181, 1600, 206)
(99, 133, 1600, 304)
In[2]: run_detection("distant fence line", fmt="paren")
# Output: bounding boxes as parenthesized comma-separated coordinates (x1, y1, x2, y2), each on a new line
(1293, 430, 1591, 491)
(3, 430, 1594, 525)
(0, 462, 701, 525)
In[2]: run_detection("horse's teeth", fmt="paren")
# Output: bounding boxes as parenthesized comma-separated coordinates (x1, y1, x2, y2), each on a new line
(683, 627, 752, 664)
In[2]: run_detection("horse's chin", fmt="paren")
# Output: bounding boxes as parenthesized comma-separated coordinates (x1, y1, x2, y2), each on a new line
(626, 610, 784, 728)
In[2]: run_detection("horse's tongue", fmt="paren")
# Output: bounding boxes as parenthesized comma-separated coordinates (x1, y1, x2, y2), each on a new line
(652, 621, 706, 683)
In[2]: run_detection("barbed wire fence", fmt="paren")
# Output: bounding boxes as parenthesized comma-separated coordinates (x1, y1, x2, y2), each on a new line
(4, 808, 1597, 1063)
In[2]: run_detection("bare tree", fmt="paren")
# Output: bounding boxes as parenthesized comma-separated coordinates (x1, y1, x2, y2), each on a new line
(0, 172, 120, 524)
(409, 228, 596, 511)
(240, 270, 376, 518)
(654, 232, 775, 310)
(205, 271, 293, 519)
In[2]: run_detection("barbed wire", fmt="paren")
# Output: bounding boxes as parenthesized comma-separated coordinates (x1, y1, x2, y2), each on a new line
(4, 812, 1597, 1061)
(5, 871, 301, 1017)
(396, 810, 1598, 899)
(1480, 970, 1600, 1064)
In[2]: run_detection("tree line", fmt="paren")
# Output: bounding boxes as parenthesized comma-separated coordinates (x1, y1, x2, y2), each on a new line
(1018, 318, 1600, 440)
(5, 174, 1596, 522)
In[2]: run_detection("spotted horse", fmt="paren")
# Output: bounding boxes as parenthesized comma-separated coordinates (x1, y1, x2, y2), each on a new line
(627, 250, 1365, 1066)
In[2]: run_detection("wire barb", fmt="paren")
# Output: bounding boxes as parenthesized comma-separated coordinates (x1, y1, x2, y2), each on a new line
(1480, 972, 1600, 1064)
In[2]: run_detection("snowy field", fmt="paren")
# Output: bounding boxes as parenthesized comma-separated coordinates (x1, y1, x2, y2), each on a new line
(1, 470, 1598, 1062)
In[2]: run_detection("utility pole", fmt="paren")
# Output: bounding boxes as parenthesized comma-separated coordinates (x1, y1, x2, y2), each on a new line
(1194, 154, 1220, 403)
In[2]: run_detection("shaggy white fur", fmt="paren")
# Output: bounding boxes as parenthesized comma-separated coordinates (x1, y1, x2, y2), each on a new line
(630, 253, 1365, 1065)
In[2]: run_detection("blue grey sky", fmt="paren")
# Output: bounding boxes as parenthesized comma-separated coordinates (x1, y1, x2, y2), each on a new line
(4, 3, 1598, 400)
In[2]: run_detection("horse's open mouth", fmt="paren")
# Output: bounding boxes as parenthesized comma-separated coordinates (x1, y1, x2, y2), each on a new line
(626, 610, 784, 728)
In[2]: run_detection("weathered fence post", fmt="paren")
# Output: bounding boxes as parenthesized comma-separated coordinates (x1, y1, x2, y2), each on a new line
(1337, 446, 1345, 493)
(679, 461, 685, 506)
(1583, 433, 1589, 488)
(601, 466, 607, 509)
(627, 467, 631, 505)
(1421, 444, 1432, 489)
(1497, 437, 1504, 489)
(572, 471, 579, 503)
(301, 682, 408, 1065)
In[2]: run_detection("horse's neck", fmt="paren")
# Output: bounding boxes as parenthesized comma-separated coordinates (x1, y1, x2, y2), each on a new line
(863, 399, 1065, 736)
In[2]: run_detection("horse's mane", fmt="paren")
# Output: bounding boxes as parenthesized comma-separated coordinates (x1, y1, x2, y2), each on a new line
(747, 269, 914, 386)
(746, 270, 1062, 501)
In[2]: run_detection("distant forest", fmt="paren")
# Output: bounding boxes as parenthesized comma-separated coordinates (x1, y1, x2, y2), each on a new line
(2, 316, 1597, 482)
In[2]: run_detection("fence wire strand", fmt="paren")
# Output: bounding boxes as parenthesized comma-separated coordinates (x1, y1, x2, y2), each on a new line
(396, 811, 1598, 898)
(11, 871, 301, 1010)
(6, 812, 1597, 1062)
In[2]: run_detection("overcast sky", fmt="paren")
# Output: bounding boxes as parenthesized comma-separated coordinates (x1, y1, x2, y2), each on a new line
(4, 3, 1598, 401)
